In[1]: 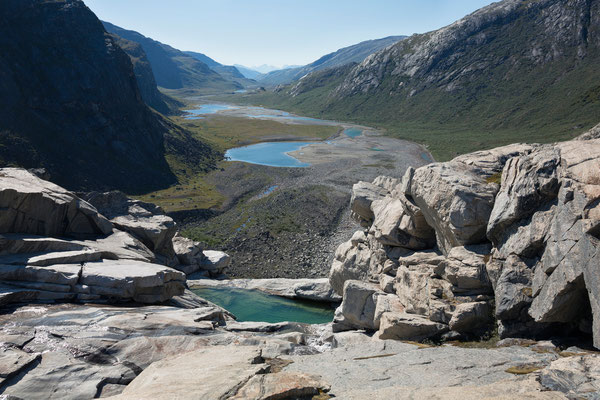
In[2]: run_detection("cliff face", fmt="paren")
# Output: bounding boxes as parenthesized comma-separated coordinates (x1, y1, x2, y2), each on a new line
(103, 21, 240, 92)
(0, 0, 217, 193)
(268, 0, 600, 155)
(331, 123, 600, 348)
(109, 34, 182, 115)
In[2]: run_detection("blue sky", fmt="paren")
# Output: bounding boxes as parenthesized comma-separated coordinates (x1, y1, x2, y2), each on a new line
(83, 0, 497, 68)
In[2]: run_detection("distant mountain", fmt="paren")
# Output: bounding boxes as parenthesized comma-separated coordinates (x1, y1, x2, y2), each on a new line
(234, 65, 265, 80)
(258, 36, 406, 86)
(251, 0, 600, 160)
(103, 22, 240, 92)
(183, 51, 221, 68)
(0, 0, 219, 193)
(184, 51, 255, 87)
(110, 34, 182, 115)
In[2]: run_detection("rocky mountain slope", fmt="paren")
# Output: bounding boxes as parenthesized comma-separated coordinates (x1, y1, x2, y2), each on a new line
(0, 0, 218, 193)
(331, 123, 600, 350)
(109, 34, 182, 115)
(248, 0, 600, 160)
(258, 35, 406, 86)
(184, 51, 256, 88)
(103, 22, 240, 92)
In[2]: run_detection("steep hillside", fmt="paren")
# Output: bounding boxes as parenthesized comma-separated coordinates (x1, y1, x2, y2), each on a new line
(110, 34, 182, 115)
(0, 0, 219, 193)
(234, 65, 265, 80)
(103, 22, 240, 92)
(247, 0, 600, 160)
(258, 36, 405, 86)
(184, 51, 256, 88)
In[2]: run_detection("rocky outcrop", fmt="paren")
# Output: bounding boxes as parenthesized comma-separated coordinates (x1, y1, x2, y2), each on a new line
(189, 277, 341, 303)
(330, 130, 600, 347)
(0, 168, 227, 305)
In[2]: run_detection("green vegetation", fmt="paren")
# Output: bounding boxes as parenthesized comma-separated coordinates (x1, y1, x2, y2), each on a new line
(137, 114, 338, 212)
(505, 364, 544, 375)
(172, 115, 339, 152)
(215, 6, 600, 162)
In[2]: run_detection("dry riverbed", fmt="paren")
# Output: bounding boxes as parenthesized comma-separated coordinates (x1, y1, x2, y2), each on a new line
(174, 103, 431, 279)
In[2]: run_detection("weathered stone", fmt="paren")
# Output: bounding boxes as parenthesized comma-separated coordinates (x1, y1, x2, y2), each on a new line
(487, 147, 560, 247)
(394, 266, 431, 315)
(82, 191, 176, 257)
(105, 346, 266, 400)
(79, 260, 185, 303)
(434, 245, 492, 292)
(373, 294, 404, 328)
(201, 250, 230, 272)
(172, 234, 204, 266)
(231, 372, 331, 400)
(370, 196, 435, 249)
(329, 239, 374, 295)
(350, 181, 388, 225)
(410, 144, 533, 254)
(376, 312, 448, 340)
(0, 168, 113, 238)
(0, 348, 41, 386)
(339, 280, 383, 330)
(448, 301, 492, 333)
(189, 278, 341, 303)
(495, 255, 534, 321)
(539, 355, 600, 397)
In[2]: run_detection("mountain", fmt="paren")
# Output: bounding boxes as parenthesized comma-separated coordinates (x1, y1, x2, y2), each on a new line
(258, 36, 406, 86)
(234, 65, 265, 80)
(102, 22, 240, 92)
(110, 34, 183, 115)
(184, 51, 255, 88)
(0, 0, 219, 193)
(248, 0, 600, 160)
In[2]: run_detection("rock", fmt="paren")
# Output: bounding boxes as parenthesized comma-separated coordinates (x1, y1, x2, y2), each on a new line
(339, 280, 383, 330)
(105, 346, 266, 400)
(329, 238, 375, 295)
(539, 355, 600, 397)
(576, 122, 600, 141)
(189, 278, 341, 303)
(409, 144, 533, 254)
(81, 191, 177, 258)
(494, 255, 535, 321)
(582, 235, 600, 349)
(350, 181, 388, 225)
(0, 348, 40, 386)
(172, 234, 204, 266)
(201, 250, 230, 272)
(487, 147, 560, 248)
(434, 245, 492, 292)
(370, 196, 435, 249)
(376, 312, 448, 341)
(373, 294, 405, 328)
(448, 301, 492, 333)
(78, 260, 186, 303)
(0, 168, 113, 238)
(224, 321, 304, 333)
(231, 372, 331, 400)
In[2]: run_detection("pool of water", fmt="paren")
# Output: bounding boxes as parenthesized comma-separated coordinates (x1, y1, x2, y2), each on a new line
(225, 142, 313, 167)
(192, 287, 335, 324)
(344, 128, 362, 138)
(184, 104, 237, 117)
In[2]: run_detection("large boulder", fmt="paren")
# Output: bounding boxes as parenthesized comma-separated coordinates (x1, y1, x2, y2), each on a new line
(376, 312, 448, 341)
(0, 168, 113, 238)
(350, 181, 388, 225)
(370, 195, 435, 249)
(409, 144, 534, 254)
(329, 233, 379, 295)
(337, 280, 383, 330)
(81, 191, 177, 259)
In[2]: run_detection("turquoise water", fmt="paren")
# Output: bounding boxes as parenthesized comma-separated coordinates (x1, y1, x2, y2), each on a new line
(225, 142, 313, 167)
(191, 287, 335, 324)
(344, 128, 362, 138)
(184, 104, 237, 117)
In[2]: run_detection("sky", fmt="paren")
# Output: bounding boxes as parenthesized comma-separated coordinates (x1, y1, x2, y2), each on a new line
(83, 0, 497, 69)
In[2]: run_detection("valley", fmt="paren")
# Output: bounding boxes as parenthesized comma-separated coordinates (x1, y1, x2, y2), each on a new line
(145, 100, 430, 279)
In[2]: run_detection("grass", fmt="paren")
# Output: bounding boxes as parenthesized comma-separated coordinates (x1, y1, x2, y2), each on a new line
(171, 114, 339, 152)
(136, 111, 338, 212)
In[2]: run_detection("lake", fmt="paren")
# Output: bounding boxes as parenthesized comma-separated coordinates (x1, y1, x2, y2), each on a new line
(225, 141, 313, 167)
(344, 128, 362, 138)
(191, 287, 335, 324)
